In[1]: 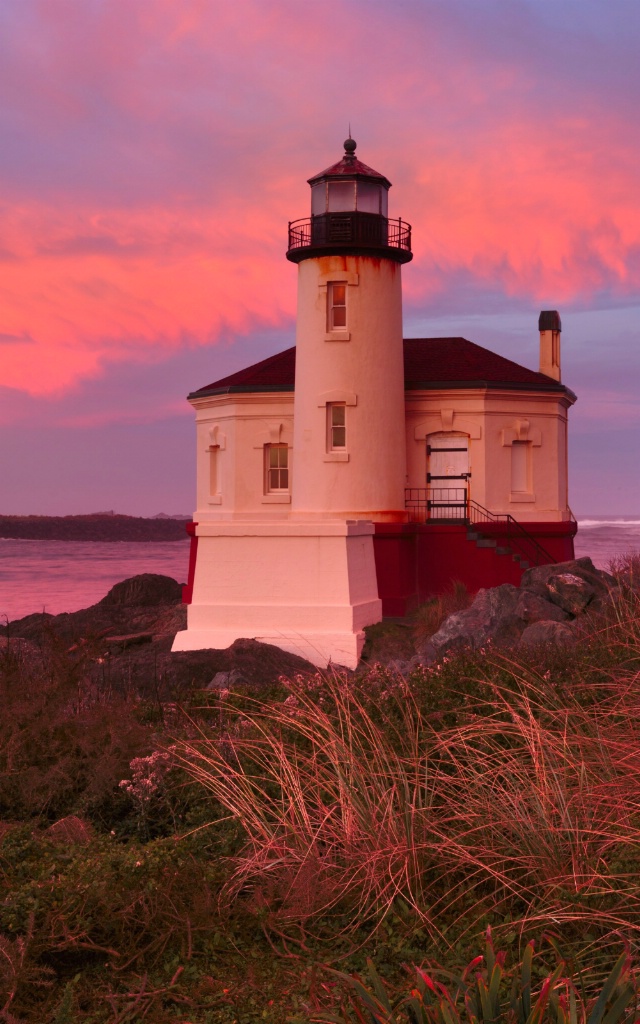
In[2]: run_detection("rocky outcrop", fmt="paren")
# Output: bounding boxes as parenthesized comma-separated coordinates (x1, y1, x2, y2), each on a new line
(98, 573, 183, 607)
(519, 620, 578, 648)
(417, 557, 616, 664)
(1, 575, 315, 696)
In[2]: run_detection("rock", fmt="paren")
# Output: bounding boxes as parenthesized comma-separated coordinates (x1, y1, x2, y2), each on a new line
(422, 584, 522, 659)
(207, 669, 248, 690)
(545, 573, 595, 615)
(104, 632, 155, 649)
(98, 574, 183, 608)
(2, 575, 315, 699)
(520, 557, 617, 618)
(414, 559, 614, 666)
(521, 557, 615, 601)
(512, 590, 569, 624)
(519, 620, 577, 648)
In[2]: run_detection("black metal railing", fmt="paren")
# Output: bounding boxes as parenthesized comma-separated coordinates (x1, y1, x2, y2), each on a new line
(406, 486, 468, 520)
(405, 488, 555, 568)
(288, 212, 412, 255)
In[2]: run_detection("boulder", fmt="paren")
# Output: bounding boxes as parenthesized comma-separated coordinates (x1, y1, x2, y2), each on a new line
(521, 557, 614, 600)
(415, 558, 615, 665)
(421, 584, 522, 660)
(207, 669, 248, 691)
(544, 572, 595, 615)
(98, 574, 183, 608)
(519, 620, 577, 648)
(512, 589, 569, 624)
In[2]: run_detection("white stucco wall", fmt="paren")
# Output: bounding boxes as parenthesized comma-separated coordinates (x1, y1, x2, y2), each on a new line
(190, 393, 294, 521)
(405, 387, 574, 521)
(291, 254, 407, 520)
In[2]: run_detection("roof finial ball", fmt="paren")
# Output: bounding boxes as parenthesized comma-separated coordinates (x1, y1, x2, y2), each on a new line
(344, 136, 357, 155)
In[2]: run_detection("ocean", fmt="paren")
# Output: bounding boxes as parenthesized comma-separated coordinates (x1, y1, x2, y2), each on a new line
(573, 516, 640, 571)
(0, 539, 191, 622)
(1, 518, 639, 623)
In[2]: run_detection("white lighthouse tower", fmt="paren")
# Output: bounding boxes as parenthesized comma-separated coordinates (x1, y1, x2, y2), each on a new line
(173, 140, 412, 668)
(288, 137, 412, 520)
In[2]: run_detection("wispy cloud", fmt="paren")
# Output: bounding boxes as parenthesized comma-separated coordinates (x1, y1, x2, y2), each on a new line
(0, 0, 639, 510)
(1, 0, 639, 397)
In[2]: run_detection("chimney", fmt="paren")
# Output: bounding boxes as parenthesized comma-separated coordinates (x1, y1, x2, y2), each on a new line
(538, 310, 561, 381)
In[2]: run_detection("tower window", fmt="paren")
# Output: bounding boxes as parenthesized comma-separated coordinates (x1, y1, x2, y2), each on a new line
(328, 282, 347, 331)
(327, 403, 346, 451)
(265, 444, 289, 493)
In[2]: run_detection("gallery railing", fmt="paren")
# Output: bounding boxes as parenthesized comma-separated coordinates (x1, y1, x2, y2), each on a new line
(287, 212, 412, 255)
(405, 488, 555, 567)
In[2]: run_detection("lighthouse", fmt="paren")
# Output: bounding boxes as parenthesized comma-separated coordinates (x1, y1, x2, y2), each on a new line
(287, 137, 412, 520)
(173, 138, 577, 668)
(172, 139, 413, 668)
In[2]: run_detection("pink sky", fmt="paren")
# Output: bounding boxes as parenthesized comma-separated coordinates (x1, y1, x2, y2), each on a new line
(1, 0, 639, 514)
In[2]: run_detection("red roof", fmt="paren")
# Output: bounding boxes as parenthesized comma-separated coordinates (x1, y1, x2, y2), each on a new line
(187, 335, 573, 399)
(189, 338, 573, 399)
(308, 154, 390, 186)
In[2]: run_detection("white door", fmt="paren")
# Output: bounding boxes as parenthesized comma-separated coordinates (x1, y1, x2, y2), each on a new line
(427, 435, 470, 519)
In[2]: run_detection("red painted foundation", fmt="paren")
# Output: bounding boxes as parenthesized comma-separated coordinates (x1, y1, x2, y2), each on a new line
(182, 521, 199, 604)
(186, 517, 577, 617)
(373, 519, 578, 616)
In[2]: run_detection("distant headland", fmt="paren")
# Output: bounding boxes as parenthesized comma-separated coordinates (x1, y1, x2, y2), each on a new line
(0, 513, 191, 542)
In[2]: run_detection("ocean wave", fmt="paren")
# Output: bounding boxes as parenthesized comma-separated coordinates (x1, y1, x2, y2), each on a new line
(577, 519, 640, 528)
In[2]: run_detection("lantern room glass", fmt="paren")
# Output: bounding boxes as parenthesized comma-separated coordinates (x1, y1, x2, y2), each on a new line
(356, 181, 386, 215)
(327, 181, 355, 211)
(310, 179, 389, 218)
(311, 183, 325, 216)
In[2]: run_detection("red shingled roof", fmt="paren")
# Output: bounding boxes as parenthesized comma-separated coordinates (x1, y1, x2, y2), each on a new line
(189, 338, 571, 399)
(308, 154, 390, 186)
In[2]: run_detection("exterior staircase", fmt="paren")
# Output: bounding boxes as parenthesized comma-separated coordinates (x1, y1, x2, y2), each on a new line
(404, 490, 556, 570)
(464, 501, 555, 569)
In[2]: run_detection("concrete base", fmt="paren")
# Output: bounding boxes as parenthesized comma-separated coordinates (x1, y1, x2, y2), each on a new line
(172, 518, 382, 669)
(172, 627, 368, 669)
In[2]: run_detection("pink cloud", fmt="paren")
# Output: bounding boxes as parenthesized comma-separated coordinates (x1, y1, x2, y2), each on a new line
(1, 0, 640, 399)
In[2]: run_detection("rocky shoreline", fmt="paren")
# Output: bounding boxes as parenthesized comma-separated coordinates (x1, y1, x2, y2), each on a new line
(0, 557, 622, 695)
(415, 556, 617, 665)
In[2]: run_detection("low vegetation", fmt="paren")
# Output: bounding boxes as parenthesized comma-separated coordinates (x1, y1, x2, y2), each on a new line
(0, 556, 639, 1021)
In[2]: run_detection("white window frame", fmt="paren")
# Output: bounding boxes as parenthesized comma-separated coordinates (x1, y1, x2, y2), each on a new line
(327, 281, 347, 332)
(264, 443, 290, 494)
(327, 403, 346, 453)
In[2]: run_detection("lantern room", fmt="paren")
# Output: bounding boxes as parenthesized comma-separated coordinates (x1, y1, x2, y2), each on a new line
(309, 137, 390, 216)
(287, 138, 412, 263)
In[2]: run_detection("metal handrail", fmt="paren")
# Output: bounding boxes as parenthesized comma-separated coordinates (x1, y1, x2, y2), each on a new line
(468, 500, 555, 567)
(404, 489, 555, 567)
(288, 213, 412, 253)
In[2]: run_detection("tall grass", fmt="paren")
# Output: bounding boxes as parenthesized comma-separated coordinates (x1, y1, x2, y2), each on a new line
(176, 614, 640, 948)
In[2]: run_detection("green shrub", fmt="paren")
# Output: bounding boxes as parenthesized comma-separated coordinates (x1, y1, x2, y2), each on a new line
(296, 931, 639, 1024)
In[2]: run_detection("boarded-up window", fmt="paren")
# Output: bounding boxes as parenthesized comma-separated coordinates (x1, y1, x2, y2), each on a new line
(511, 441, 529, 493)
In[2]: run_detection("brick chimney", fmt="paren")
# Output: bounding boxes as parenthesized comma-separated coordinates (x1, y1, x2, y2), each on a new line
(539, 310, 561, 381)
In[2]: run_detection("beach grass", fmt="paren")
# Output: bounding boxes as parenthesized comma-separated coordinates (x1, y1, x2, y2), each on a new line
(0, 561, 639, 1020)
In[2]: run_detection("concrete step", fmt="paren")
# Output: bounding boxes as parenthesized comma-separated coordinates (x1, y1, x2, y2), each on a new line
(476, 538, 497, 548)
(496, 546, 511, 555)
(513, 554, 530, 567)
(466, 529, 480, 541)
